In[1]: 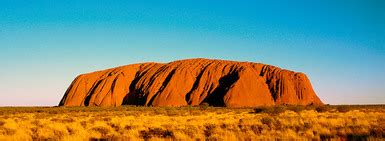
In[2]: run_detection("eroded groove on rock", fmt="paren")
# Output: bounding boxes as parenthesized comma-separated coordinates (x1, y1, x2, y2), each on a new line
(59, 58, 323, 107)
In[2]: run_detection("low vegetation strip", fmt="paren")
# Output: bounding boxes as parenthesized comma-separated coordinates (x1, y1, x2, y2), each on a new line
(0, 105, 384, 140)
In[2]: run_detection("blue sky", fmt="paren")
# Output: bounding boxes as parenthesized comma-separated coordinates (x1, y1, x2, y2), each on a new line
(0, 0, 384, 106)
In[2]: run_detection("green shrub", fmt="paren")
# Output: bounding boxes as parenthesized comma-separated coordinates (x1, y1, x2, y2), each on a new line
(315, 106, 331, 113)
(199, 102, 210, 110)
(336, 106, 352, 113)
(254, 107, 267, 113)
(370, 127, 385, 138)
(347, 134, 369, 140)
(92, 126, 111, 137)
(165, 108, 179, 116)
(140, 128, 174, 139)
(319, 134, 334, 140)
(204, 123, 216, 137)
(254, 106, 286, 115)
(261, 117, 273, 125)
(287, 105, 305, 113)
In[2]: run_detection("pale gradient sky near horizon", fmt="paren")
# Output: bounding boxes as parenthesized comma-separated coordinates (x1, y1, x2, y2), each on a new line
(0, 0, 384, 106)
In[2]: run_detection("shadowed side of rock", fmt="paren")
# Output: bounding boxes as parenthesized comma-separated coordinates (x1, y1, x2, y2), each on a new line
(59, 58, 323, 107)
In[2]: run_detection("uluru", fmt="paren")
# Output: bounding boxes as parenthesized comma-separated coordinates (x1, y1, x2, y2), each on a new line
(59, 58, 323, 107)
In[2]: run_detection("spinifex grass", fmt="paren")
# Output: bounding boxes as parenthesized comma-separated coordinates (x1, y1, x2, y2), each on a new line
(0, 105, 384, 140)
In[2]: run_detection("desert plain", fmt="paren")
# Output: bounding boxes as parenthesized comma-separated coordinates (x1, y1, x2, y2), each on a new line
(0, 105, 384, 140)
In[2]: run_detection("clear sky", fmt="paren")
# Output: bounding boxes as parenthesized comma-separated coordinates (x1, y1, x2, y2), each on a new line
(1, 0, 384, 106)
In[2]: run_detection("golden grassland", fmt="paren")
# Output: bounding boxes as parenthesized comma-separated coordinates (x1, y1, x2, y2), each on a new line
(0, 105, 384, 140)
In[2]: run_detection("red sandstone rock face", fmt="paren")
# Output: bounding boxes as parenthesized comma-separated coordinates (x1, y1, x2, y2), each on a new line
(59, 59, 323, 107)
